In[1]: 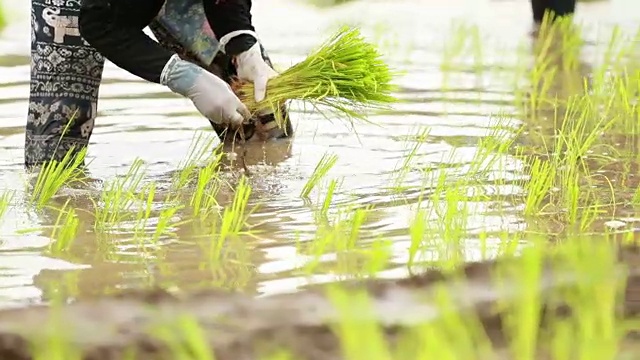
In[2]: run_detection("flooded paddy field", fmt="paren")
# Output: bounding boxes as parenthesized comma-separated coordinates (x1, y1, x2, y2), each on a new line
(1, 0, 640, 358)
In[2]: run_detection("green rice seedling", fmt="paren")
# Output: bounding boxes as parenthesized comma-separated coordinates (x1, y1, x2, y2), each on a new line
(542, 237, 625, 360)
(48, 199, 80, 254)
(211, 176, 256, 259)
(0, 190, 14, 221)
(389, 126, 430, 194)
(207, 241, 255, 289)
(338, 205, 370, 252)
(516, 86, 618, 230)
(131, 182, 156, 241)
(300, 204, 373, 275)
(204, 237, 255, 289)
(523, 157, 556, 215)
(536, 14, 582, 73)
(358, 236, 393, 276)
(313, 176, 343, 225)
(0, 2, 6, 31)
(440, 20, 472, 73)
(439, 21, 468, 104)
(517, 15, 585, 119)
(406, 181, 432, 272)
(546, 95, 616, 227)
(369, 22, 409, 61)
(93, 158, 147, 232)
(525, 53, 558, 117)
(466, 117, 523, 181)
(29, 291, 82, 360)
(314, 205, 370, 253)
(190, 152, 225, 218)
(151, 203, 185, 244)
(132, 181, 186, 245)
(407, 205, 428, 272)
(431, 284, 496, 359)
(172, 131, 223, 192)
(492, 237, 546, 360)
(632, 184, 640, 207)
(262, 350, 295, 360)
(29, 146, 88, 210)
(426, 175, 471, 272)
(300, 152, 339, 198)
(31, 333, 81, 360)
(405, 235, 630, 359)
(591, 25, 627, 97)
(231, 26, 397, 128)
(149, 314, 216, 360)
(325, 285, 392, 360)
(610, 73, 640, 135)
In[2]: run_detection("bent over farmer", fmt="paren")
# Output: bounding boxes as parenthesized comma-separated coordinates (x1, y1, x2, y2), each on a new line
(26, 0, 292, 167)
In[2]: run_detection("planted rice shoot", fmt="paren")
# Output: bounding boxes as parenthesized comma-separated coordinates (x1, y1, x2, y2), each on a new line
(407, 205, 428, 271)
(313, 177, 343, 224)
(389, 126, 430, 194)
(301, 152, 339, 198)
(93, 159, 147, 232)
(210, 176, 256, 260)
(0, 2, 6, 32)
(29, 146, 88, 210)
(232, 26, 397, 128)
(172, 132, 222, 191)
(48, 199, 80, 254)
(132, 182, 186, 244)
(190, 152, 225, 219)
(0, 190, 13, 221)
(151, 203, 184, 243)
(150, 314, 216, 360)
(131, 182, 156, 241)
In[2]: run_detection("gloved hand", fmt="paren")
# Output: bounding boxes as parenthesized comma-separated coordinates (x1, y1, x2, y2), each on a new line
(160, 54, 252, 127)
(233, 42, 279, 104)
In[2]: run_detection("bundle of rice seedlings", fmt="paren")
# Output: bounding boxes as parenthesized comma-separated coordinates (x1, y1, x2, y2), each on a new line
(231, 26, 397, 128)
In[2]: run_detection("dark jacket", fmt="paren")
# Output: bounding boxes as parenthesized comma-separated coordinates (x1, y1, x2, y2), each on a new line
(78, 0, 257, 84)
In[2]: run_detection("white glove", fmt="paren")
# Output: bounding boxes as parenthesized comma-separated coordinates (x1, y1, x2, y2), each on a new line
(160, 54, 251, 127)
(233, 42, 279, 103)
(216, 30, 278, 105)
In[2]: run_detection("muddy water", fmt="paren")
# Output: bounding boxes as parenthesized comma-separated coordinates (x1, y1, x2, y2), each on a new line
(0, 0, 638, 309)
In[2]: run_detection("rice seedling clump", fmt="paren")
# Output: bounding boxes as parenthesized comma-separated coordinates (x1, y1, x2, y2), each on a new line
(231, 26, 398, 127)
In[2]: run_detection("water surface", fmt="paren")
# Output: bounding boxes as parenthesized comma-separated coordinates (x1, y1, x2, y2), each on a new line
(0, 0, 638, 308)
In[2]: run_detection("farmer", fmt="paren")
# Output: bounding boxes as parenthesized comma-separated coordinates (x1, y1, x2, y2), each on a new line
(531, 0, 576, 25)
(26, 0, 292, 168)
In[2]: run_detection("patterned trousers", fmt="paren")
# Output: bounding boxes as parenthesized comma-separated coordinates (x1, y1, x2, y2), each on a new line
(26, 0, 292, 167)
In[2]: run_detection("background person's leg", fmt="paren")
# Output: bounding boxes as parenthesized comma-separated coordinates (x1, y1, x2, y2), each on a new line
(149, 0, 293, 143)
(551, 0, 576, 19)
(531, 0, 576, 24)
(26, 0, 105, 167)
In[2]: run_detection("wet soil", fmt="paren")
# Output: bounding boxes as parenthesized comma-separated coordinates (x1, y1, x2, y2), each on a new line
(1, 244, 640, 360)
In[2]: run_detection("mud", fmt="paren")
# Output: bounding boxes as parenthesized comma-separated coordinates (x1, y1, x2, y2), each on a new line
(0, 244, 639, 360)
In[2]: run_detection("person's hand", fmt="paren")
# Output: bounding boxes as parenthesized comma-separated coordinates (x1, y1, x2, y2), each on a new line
(161, 54, 251, 127)
(233, 42, 279, 104)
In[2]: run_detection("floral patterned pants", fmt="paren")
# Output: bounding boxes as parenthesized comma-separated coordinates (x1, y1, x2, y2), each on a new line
(26, 0, 292, 167)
